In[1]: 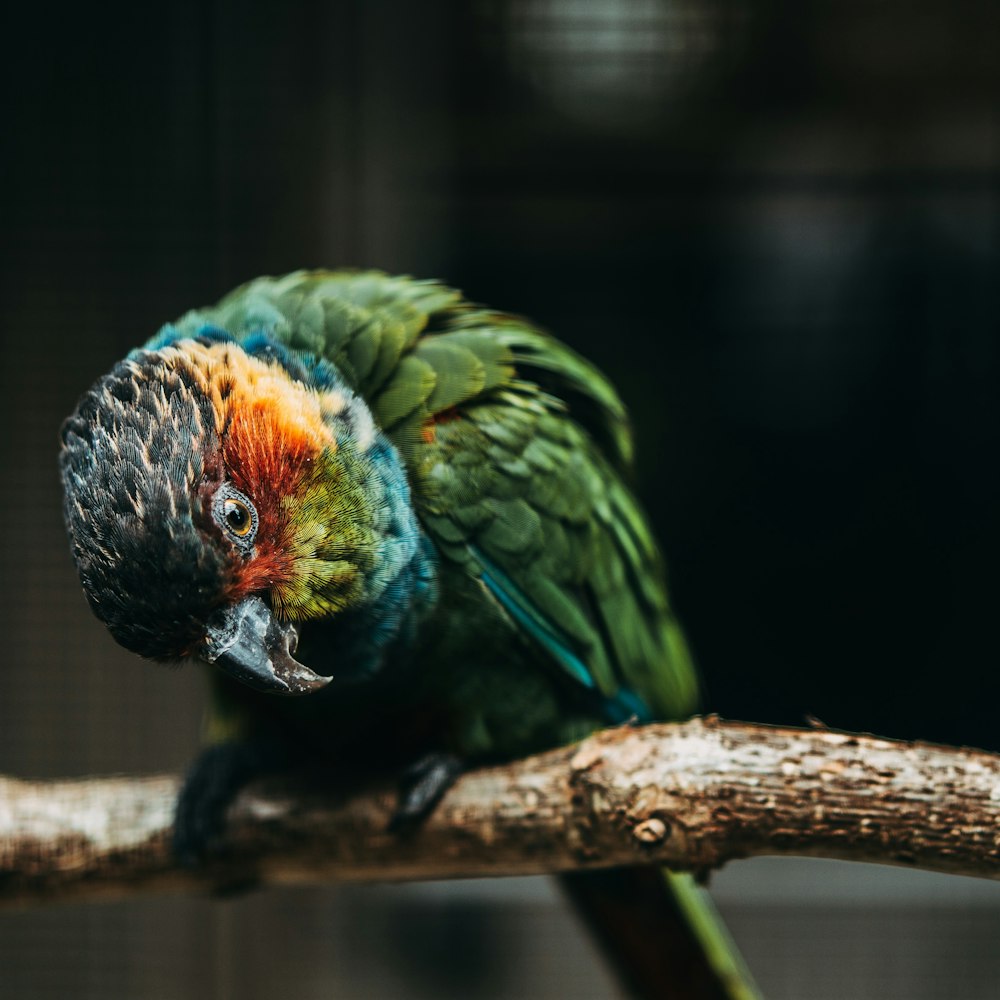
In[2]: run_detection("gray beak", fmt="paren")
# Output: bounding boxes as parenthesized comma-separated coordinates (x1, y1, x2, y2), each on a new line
(198, 596, 332, 695)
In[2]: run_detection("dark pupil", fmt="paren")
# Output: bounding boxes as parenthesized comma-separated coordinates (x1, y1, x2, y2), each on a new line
(226, 503, 248, 531)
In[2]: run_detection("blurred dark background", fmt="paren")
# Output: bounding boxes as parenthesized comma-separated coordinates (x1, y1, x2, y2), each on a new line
(1, 1, 998, 998)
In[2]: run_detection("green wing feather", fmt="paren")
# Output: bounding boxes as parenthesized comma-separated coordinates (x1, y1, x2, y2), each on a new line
(167, 270, 698, 721)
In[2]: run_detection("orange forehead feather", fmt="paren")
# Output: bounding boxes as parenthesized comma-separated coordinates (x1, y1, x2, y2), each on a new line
(160, 340, 337, 469)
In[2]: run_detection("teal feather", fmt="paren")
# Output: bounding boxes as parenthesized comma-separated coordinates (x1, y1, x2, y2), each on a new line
(474, 549, 597, 692)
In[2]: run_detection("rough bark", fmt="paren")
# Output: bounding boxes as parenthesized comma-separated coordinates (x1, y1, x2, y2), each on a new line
(1, 717, 999, 907)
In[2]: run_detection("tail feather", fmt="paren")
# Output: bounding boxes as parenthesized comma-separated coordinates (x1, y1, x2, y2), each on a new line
(559, 867, 762, 1000)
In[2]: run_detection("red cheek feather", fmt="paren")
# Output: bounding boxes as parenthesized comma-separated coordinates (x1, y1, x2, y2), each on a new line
(217, 401, 326, 606)
(228, 545, 296, 603)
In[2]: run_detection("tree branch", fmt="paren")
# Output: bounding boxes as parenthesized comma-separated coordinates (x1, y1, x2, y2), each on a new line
(2, 717, 999, 906)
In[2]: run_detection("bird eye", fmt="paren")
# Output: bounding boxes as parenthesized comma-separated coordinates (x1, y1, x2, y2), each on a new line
(212, 485, 258, 553)
(223, 498, 253, 536)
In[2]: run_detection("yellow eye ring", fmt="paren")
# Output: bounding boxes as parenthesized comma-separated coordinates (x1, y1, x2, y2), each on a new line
(222, 498, 253, 537)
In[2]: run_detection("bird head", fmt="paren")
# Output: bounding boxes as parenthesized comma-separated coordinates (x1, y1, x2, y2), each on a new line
(60, 338, 385, 695)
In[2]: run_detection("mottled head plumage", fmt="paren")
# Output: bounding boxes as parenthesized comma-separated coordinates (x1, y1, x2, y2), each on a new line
(60, 333, 430, 675)
(59, 350, 228, 659)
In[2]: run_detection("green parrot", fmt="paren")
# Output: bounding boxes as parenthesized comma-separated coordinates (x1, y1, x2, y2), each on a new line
(60, 271, 760, 999)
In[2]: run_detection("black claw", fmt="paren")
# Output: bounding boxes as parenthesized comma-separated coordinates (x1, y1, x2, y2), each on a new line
(389, 752, 464, 833)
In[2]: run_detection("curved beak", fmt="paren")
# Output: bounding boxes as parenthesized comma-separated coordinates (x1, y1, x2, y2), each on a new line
(198, 596, 332, 695)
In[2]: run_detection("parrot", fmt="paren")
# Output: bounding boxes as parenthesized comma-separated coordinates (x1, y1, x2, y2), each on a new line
(59, 271, 760, 999)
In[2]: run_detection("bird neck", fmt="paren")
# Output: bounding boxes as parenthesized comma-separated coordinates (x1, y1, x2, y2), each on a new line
(281, 429, 439, 682)
(307, 531, 438, 684)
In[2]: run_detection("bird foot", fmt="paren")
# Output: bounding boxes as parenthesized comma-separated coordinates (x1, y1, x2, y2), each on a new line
(173, 739, 284, 865)
(388, 752, 463, 833)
